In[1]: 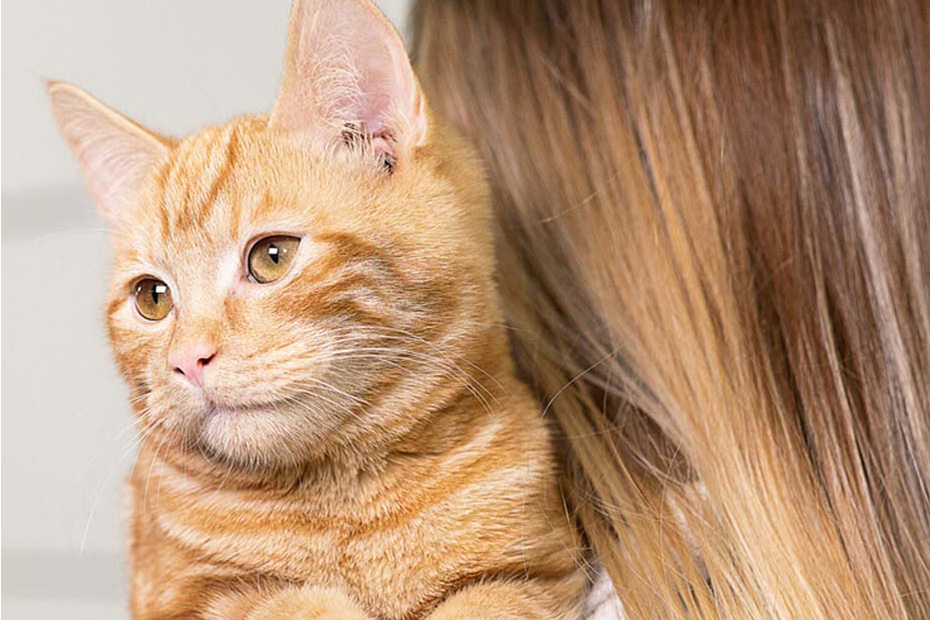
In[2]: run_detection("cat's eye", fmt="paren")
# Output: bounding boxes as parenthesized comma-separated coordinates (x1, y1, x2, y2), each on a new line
(134, 278, 173, 321)
(248, 235, 300, 283)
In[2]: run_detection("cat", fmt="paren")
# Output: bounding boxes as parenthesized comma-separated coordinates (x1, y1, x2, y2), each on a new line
(48, 0, 585, 618)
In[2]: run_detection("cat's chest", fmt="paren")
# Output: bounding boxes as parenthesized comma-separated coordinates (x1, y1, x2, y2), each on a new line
(146, 467, 487, 618)
(132, 413, 558, 620)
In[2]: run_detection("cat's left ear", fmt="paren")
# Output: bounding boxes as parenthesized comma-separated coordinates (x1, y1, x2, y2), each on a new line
(270, 0, 428, 166)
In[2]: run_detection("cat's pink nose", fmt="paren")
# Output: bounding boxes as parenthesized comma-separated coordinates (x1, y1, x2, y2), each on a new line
(169, 344, 217, 388)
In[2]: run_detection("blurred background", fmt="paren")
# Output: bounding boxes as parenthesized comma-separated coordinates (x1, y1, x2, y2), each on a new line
(1, 1, 412, 617)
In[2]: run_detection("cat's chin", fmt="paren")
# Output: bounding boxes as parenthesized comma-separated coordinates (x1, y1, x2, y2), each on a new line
(197, 402, 334, 468)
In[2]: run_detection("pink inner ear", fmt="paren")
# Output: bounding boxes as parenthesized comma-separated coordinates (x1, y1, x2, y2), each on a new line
(47, 82, 168, 217)
(273, 0, 427, 160)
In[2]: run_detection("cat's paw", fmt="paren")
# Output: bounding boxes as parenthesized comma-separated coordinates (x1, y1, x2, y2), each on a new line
(245, 586, 373, 620)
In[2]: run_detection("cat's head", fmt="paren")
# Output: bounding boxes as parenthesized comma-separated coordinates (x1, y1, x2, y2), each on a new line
(48, 0, 499, 469)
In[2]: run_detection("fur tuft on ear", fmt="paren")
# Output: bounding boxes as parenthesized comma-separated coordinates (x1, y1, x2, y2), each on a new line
(270, 0, 428, 165)
(47, 81, 170, 218)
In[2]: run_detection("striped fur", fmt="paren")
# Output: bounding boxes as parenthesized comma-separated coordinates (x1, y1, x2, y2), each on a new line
(115, 118, 583, 619)
(48, 1, 586, 618)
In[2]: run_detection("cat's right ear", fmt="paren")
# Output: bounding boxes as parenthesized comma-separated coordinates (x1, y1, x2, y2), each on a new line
(47, 81, 170, 219)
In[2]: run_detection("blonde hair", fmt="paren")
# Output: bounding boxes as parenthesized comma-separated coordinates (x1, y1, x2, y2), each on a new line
(410, 1, 930, 618)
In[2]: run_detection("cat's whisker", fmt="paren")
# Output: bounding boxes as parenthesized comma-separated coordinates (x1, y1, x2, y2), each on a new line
(142, 421, 178, 509)
(288, 396, 364, 426)
(327, 344, 498, 406)
(109, 403, 159, 451)
(279, 385, 365, 421)
(325, 350, 496, 418)
(344, 325, 505, 391)
(325, 327, 504, 399)
(153, 425, 183, 508)
(290, 377, 372, 408)
(81, 407, 162, 556)
(210, 455, 238, 499)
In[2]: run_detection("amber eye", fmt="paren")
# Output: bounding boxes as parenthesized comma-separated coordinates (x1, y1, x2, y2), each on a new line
(248, 235, 300, 283)
(134, 278, 173, 321)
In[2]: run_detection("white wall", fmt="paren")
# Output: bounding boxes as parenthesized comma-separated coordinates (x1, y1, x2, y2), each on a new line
(3, 0, 412, 194)
(1, 1, 412, 617)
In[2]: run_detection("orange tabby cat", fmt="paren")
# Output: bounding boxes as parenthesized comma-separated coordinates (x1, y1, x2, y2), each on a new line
(48, 0, 584, 618)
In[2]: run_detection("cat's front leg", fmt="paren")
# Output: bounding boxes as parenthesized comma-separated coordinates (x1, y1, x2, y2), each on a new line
(247, 587, 374, 620)
(206, 585, 373, 620)
(426, 579, 583, 620)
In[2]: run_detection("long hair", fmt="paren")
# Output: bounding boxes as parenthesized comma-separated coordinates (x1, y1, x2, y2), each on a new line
(410, 1, 930, 618)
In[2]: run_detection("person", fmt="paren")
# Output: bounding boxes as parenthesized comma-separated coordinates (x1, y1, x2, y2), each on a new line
(410, 1, 930, 618)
